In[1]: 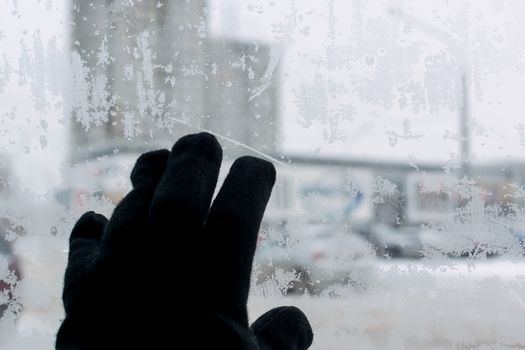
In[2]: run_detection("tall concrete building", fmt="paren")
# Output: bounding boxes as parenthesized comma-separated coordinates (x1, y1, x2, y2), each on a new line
(70, 0, 279, 162)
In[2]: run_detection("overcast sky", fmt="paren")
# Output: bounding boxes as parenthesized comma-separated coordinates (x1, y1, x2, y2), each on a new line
(208, 0, 525, 165)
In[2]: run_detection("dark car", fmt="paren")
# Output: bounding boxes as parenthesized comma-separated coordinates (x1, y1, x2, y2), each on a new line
(0, 232, 21, 318)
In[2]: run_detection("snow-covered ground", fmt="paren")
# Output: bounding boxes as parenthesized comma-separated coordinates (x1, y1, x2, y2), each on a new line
(3, 258, 524, 349)
(250, 259, 525, 349)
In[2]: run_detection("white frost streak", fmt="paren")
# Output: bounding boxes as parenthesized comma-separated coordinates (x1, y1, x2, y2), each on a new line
(69, 52, 92, 129)
(0, 54, 11, 94)
(136, 31, 164, 120)
(167, 117, 287, 167)
(372, 176, 399, 204)
(122, 111, 140, 139)
(96, 35, 110, 67)
(249, 46, 281, 101)
(69, 51, 112, 130)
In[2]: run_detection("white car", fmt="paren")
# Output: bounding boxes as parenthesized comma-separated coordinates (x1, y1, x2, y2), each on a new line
(255, 222, 376, 294)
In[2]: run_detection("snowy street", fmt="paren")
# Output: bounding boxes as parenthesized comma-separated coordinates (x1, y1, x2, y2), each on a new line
(250, 259, 525, 349)
(2, 258, 523, 349)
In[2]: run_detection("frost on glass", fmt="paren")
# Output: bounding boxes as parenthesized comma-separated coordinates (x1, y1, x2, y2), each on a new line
(2, 0, 525, 349)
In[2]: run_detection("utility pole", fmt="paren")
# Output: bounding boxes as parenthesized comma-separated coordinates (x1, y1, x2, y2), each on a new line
(460, 73, 470, 176)
(389, 7, 471, 177)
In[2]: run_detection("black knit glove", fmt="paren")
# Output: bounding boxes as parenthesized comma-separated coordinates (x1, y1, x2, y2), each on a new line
(56, 132, 313, 349)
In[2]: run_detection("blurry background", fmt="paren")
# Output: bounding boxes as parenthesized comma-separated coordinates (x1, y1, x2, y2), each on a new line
(1, 0, 525, 348)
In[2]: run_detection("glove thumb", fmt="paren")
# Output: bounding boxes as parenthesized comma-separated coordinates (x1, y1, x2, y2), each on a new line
(251, 306, 313, 350)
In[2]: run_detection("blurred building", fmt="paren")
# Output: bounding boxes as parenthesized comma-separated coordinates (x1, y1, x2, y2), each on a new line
(262, 154, 525, 258)
(70, 0, 279, 162)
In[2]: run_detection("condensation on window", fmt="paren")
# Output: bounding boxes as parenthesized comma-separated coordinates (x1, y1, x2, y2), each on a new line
(1, 0, 525, 349)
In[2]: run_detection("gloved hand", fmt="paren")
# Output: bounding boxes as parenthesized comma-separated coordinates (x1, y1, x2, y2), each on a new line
(56, 132, 313, 349)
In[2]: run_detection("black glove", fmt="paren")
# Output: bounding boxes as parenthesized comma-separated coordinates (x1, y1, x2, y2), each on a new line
(56, 132, 313, 349)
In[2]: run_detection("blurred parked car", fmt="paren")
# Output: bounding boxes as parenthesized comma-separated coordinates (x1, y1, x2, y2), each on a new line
(368, 223, 423, 258)
(419, 228, 525, 259)
(255, 222, 375, 294)
(0, 234, 21, 318)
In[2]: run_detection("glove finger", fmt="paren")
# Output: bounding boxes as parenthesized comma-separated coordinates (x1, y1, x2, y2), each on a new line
(70, 210, 107, 243)
(101, 149, 169, 256)
(251, 306, 314, 350)
(148, 132, 222, 250)
(204, 156, 275, 323)
(63, 211, 108, 313)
